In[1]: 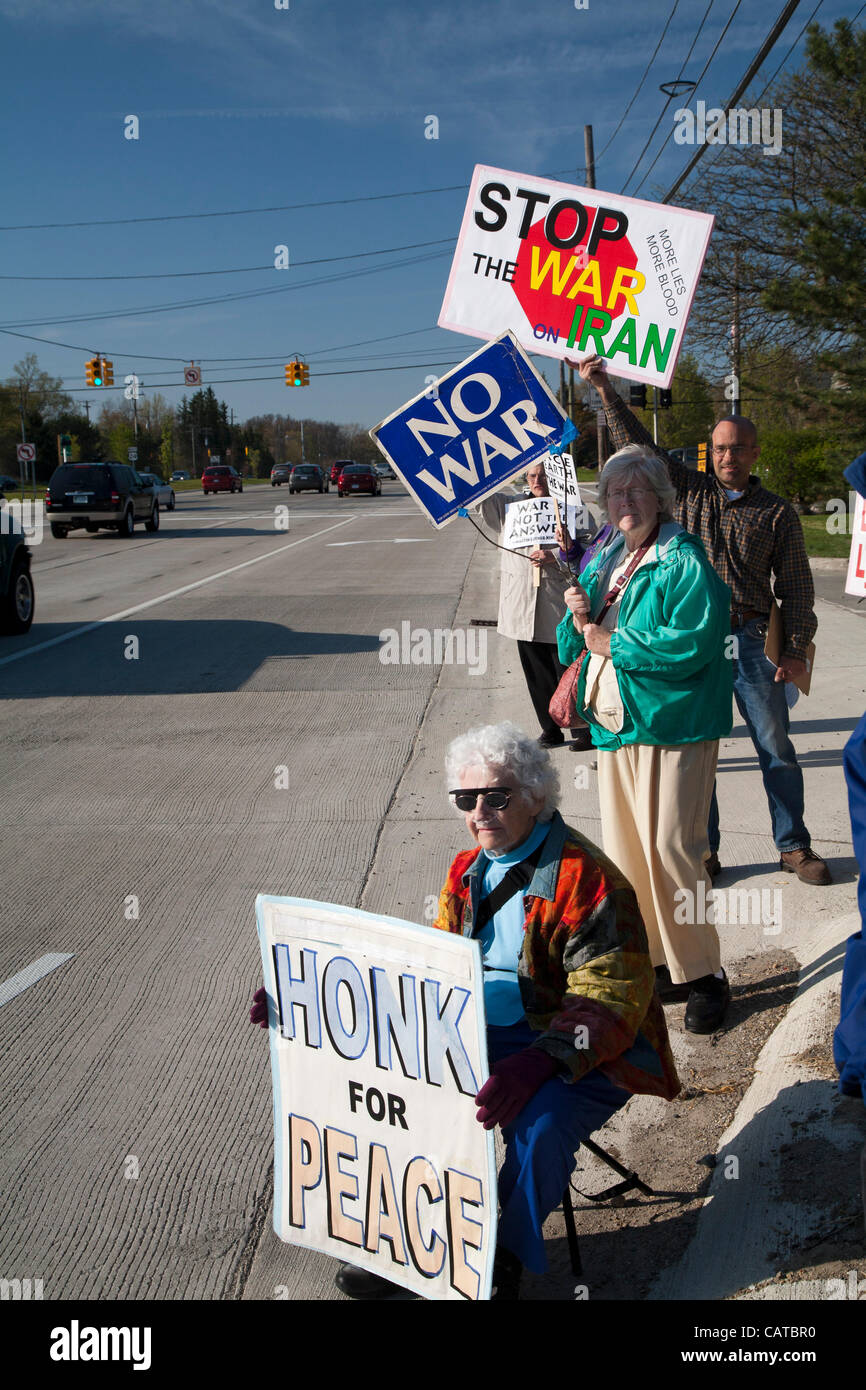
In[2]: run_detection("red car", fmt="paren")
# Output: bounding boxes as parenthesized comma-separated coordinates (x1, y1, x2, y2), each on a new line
(202, 465, 243, 495)
(337, 463, 381, 497)
(330, 459, 357, 486)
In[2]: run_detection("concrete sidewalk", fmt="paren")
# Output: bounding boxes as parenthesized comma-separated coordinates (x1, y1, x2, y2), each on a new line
(360, 526, 865, 1300)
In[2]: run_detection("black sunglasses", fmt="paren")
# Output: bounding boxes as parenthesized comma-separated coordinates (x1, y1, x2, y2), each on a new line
(450, 787, 513, 812)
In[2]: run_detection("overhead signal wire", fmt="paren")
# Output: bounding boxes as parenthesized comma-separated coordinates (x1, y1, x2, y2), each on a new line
(629, 0, 719, 196)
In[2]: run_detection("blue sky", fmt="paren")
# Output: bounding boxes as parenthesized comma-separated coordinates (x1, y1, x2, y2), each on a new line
(0, 0, 859, 428)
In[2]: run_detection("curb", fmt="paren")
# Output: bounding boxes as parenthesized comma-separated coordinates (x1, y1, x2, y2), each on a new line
(650, 910, 864, 1301)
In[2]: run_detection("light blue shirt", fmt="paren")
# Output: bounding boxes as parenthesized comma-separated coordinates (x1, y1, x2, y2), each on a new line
(477, 820, 551, 1025)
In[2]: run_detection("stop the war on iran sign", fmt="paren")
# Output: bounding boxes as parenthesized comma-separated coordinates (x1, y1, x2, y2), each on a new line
(256, 895, 497, 1301)
(371, 331, 567, 528)
(438, 165, 714, 389)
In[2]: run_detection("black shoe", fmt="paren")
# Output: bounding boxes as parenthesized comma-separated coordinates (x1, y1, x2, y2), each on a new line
(334, 1262, 402, 1300)
(491, 1246, 522, 1301)
(569, 728, 593, 751)
(654, 964, 691, 1002)
(684, 971, 730, 1034)
(538, 731, 565, 748)
(705, 852, 721, 879)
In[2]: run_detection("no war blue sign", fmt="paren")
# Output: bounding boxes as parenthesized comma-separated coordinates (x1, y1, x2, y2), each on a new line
(370, 331, 568, 528)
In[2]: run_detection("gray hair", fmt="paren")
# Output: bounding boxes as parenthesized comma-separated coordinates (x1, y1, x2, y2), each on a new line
(445, 721, 560, 822)
(597, 445, 676, 521)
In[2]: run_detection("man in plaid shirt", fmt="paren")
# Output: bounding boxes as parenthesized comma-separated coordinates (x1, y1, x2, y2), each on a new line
(577, 354, 831, 886)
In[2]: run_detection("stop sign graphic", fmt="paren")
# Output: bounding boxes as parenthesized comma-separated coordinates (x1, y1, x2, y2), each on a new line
(510, 211, 638, 347)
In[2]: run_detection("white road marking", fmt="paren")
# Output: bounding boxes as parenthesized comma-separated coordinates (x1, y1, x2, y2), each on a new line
(0, 516, 357, 668)
(326, 538, 431, 547)
(0, 953, 75, 1008)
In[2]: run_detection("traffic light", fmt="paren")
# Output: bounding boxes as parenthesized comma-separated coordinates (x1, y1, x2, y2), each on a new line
(286, 360, 301, 387)
(659, 388, 673, 409)
(102, 358, 114, 386)
(629, 385, 647, 410)
(300, 362, 310, 387)
(86, 357, 99, 386)
(696, 442, 708, 472)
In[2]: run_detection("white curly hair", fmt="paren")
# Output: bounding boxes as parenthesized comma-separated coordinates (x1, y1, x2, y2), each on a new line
(445, 721, 560, 822)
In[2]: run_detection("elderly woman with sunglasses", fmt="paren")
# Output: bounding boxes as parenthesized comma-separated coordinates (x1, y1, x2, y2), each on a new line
(432, 720, 678, 1297)
(557, 445, 734, 1034)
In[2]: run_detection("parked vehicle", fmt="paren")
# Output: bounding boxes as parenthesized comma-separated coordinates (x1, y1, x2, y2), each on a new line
(138, 472, 176, 511)
(290, 464, 327, 494)
(45, 462, 159, 538)
(202, 465, 243, 494)
(337, 463, 381, 497)
(0, 498, 34, 633)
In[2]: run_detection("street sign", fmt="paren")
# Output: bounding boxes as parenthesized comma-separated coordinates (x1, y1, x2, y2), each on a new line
(17, 443, 36, 464)
(209, 455, 221, 465)
(371, 331, 568, 529)
(128, 447, 138, 462)
(184, 364, 202, 387)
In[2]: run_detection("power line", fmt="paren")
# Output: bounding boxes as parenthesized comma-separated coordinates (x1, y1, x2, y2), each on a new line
(0, 237, 453, 282)
(0, 247, 454, 331)
(625, 0, 743, 197)
(664, 0, 805, 202)
(629, 0, 718, 197)
(0, 165, 584, 236)
(594, 0, 683, 163)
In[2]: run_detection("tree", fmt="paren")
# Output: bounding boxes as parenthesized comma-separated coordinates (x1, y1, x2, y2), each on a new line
(671, 18, 866, 447)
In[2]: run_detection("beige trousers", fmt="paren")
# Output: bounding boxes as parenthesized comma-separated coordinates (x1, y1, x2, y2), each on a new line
(597, 740, 722, 984)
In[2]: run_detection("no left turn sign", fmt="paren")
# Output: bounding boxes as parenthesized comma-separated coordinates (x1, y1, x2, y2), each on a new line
(184, 364, 201, 386)
(17, 443, 36, 463)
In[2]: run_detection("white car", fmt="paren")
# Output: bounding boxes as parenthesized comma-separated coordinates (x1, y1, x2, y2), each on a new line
(139, 473, 176, 511)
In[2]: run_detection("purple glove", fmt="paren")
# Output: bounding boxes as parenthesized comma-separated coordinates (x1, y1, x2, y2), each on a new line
(475, 1049, 558, 1130)
(249, 986, 268, 1028)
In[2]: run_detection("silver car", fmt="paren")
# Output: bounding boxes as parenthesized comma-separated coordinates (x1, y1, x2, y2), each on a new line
(139, 472, 176, 511)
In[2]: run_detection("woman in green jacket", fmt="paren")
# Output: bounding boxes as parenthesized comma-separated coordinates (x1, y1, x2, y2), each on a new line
(557, 445, 734, 1033)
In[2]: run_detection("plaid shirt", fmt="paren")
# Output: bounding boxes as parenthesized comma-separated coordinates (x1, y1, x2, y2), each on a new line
(604, 393, 817, 660)
(433, 812, 680, 1100)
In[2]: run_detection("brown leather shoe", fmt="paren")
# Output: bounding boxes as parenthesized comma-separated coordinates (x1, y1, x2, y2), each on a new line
(779, 848, 831, 885)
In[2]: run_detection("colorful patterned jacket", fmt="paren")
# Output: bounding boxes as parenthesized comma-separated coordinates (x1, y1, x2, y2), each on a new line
(433, 811, 680, 1099)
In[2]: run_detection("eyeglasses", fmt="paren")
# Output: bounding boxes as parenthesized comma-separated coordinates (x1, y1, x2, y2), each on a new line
(450, 787, 512, 812)
(608, 487, 654, 501)
(712, 444, 754, 456)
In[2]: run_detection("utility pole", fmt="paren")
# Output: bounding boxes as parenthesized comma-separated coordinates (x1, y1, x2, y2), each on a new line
(732, 252, 741, 415)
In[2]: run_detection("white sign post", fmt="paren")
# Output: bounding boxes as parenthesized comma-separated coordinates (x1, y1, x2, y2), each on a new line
(257, 895, 496, 1301)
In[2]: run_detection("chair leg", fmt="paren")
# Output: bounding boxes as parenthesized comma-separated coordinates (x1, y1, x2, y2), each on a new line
(561, 1185, 582, 1277)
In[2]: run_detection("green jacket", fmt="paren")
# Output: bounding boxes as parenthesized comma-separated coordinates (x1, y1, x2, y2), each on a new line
(556, 523, 733, 750)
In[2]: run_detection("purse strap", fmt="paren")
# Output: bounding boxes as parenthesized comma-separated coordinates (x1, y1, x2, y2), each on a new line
(593, 522, 661, 624)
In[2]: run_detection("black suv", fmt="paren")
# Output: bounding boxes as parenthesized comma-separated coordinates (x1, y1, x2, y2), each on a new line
(45, 462, 159, 538)
(0, 494, 34, 634)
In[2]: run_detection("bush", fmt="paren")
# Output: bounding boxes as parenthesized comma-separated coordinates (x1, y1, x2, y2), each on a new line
(757, 429, 840, 508)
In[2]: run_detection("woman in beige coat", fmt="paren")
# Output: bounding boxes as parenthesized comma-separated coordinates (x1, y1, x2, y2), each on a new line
(476, 461, 593, 750)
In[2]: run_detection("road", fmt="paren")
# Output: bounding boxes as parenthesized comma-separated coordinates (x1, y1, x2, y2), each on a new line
(0, 482, 481, 1300)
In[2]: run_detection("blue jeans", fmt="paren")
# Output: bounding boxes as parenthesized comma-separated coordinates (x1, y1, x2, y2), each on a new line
(709, 617, 809, 854)
(488, 1021, 631, 1275)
